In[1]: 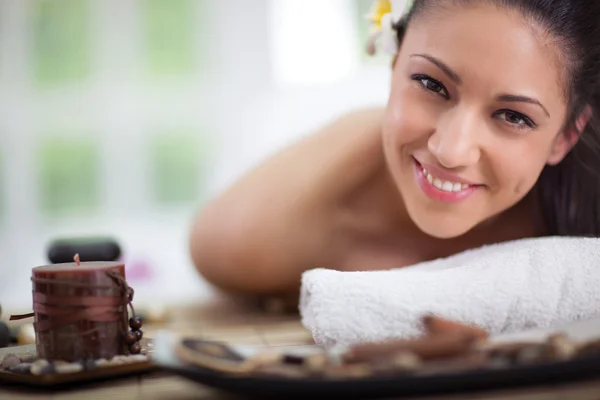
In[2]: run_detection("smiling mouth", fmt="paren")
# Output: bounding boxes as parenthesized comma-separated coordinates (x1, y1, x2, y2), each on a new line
(418, 164, 473, 193)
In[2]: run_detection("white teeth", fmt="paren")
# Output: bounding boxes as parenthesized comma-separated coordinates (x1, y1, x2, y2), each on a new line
(420, 165, 471, 192)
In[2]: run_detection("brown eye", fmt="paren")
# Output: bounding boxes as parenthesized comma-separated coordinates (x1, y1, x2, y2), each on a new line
(423, 79, 442, 93)
(411, 74, 449, 99)
(504, 111, 524, 124)
(495, 110, 536, 130)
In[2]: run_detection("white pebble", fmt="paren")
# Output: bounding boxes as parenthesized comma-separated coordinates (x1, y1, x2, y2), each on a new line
(55, 363, 83, 374)
(31, 359, 49, 369)
(305, 353, 328, 372)
(30, 359, 50, 376)
(1, 354, 21, 370)
(30, 365, 43, 375)
(128, 354, 148, 363)
(110, 355, 129, 365)
(95, 358, 110, 367)
(391, 351, 422, 371)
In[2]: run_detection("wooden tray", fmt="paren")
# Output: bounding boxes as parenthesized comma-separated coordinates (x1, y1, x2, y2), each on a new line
(0, 339, 158, 388)
(151, 317, 600, 400)
(155, 335, 600, 399)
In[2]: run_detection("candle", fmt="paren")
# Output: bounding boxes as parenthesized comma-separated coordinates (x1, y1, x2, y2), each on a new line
(30, 261, 133, 362)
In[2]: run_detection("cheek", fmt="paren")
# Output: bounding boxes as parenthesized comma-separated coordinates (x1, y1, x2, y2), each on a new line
(488, 141, 548, 197)
(510, 162, 540, 196)
(383, 85, 435, 150)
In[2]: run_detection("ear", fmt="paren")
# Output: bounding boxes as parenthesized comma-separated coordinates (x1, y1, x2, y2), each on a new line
(547, 105, 592, 165)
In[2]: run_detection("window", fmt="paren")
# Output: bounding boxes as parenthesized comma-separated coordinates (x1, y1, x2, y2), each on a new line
(38, 137, 100, 216)
(268, 0, 360, 86)
(149, 133, 208, 205)
(141, 0, 201, 78)
(33, 0, 91, 86)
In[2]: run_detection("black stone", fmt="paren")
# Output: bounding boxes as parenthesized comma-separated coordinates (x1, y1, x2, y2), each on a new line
(0, 321, 10, 348)
(9, 326, 19, 344)
(282, 354, 305, 365)
(82, 359, 97, 370)
(40, 363, 56, 375)
(9, 363, 32, 374)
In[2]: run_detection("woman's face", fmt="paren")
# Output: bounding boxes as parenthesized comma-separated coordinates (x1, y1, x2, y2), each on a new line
(382, 3, 573, 239)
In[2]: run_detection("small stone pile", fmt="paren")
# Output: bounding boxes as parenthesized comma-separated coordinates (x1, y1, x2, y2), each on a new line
(177, 315, 600, 380)
(0, 353, 149, 376)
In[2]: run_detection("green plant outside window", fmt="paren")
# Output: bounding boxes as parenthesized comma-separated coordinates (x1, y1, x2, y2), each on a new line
(33, 0, 91, 86)
(150, 133, 210, 205)
(38, 137, 100, 216)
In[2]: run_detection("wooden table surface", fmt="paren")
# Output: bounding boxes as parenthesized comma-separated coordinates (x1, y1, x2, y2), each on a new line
(2, 297, 600, 400)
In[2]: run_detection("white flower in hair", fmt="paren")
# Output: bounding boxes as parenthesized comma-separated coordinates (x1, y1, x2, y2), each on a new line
(365, 0, 412, 56)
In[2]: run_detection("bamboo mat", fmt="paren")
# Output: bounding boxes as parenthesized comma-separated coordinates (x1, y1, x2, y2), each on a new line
(2, 297, 600, 400)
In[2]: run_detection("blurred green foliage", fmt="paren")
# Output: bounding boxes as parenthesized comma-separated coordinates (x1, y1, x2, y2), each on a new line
(142, 0, 200, 77)
(38, 137, 100, 215)
(150, 132, 208, 205)
(33, 0, 91, 86)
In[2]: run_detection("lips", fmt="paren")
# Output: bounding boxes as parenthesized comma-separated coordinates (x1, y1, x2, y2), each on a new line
(413, 159, 481, 204)
(416, 160, 480, 187)
(421, 165, 471, 193)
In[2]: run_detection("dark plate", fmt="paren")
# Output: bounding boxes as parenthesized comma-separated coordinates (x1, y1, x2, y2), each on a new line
(152, 333, 600, 399)
(161, 354, 600, 399)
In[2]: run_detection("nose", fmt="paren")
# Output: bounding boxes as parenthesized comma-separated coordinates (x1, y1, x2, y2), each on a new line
(427, 107, 481, 169)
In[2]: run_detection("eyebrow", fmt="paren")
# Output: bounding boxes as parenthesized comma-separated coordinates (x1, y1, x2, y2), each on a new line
(496, 94, 550, 117)
(410, 54, 462, 84)
(410, 53, 550, 118)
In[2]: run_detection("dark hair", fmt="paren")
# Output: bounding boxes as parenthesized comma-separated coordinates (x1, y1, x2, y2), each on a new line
(395, 0, 600, 236)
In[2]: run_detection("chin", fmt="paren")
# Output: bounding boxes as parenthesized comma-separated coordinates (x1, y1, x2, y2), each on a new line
(407, 209, 477, 239)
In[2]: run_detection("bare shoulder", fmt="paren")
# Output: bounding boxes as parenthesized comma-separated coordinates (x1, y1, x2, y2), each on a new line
(300, 107, 385, 199)
(312, 107, 384, 150)
(317, 107, 384, 137)
(264, 106, 383, 165)
(202, 106, 385, 208)
(189, 107, 385, 294)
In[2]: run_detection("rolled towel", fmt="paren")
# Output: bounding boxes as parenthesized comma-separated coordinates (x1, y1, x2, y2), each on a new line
(299, 236, 600, 348)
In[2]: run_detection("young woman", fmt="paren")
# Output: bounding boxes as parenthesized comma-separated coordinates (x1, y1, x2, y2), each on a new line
(189, 0, 600, 299)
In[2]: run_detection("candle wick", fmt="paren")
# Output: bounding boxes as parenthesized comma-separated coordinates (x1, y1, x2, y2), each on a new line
(74, 253, 81, 266)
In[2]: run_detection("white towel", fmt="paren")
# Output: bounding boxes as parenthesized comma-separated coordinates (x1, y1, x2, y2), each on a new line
(299, 236, 600, 348)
